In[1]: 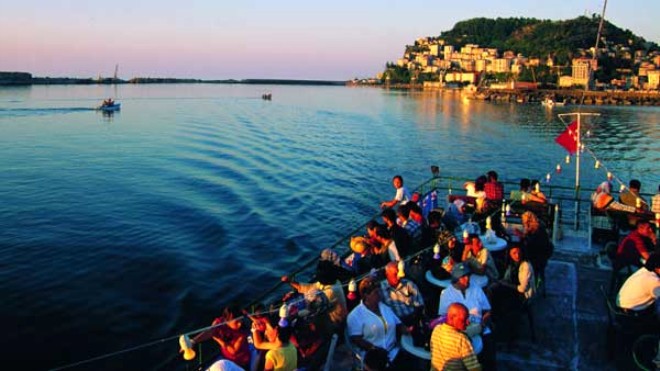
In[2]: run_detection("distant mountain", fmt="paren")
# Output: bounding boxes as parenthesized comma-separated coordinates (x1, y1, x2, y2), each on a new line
(432, 15, 658, 64)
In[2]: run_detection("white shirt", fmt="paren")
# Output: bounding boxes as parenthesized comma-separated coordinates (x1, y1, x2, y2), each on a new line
(347, 301, 401, 361)
(395, 186, 411, 205)
(617, 267, 660, 311)
(438, 283, 492, 335)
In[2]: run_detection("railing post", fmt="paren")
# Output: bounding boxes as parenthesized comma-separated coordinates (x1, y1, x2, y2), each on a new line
(574, 185, 580, 231)
(552, 204, 560, 245)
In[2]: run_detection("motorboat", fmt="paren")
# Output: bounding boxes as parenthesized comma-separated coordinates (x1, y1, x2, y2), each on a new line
(97, 99, 121, 112)
(541, 97, 566, 108)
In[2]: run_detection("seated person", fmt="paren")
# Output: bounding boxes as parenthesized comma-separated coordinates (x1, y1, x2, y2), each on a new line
(591, 181, 636, 213)
(615, 220, 657, 269)
(191, 306, 251, 370)
(484, 170, 504, 205)
(250, 314, 297, 371)
(620, 179, 650, 229)
(430, 302, 481, 371)
(429, 233, 464, 280)
(381, 207, 412, 258)
(347, 276, 410, 369)
(529, 180, 547, 204)
(616, 252, 660, 333)
(380, 175, 411, 209)
(438, 262, 495, 370)
(368, 224, 401, 269)
(282, 260, 348, 333)
(489, 246, 535, 316)
(343, 236, 373, 276)
(379, 262, 425, 326)
(397, 203, 422, 251)
(443, 199, 469, 231)
(652, 184, 660, 214)
(462, 234, 499, 282)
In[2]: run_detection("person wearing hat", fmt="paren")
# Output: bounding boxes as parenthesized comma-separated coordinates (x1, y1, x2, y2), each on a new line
(438, 262, 495, 370)
(616, 252, 660, 333)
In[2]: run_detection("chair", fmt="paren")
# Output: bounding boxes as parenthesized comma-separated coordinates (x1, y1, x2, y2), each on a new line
(344, 327, 364, 370)
(321, 333, 339, 371)
(600, 285, 638, 362)
(606, 241, 634, 295)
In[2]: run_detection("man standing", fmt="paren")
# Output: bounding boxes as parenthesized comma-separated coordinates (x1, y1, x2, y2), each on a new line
(380, 175, 411, 209)
(430, 302, 482, 371)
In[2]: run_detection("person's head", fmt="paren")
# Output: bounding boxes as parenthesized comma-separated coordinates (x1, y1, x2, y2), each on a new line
(408, 202, 423, 219)
(427, 209, 443, 229)
(374, 224, 390, 241)
(384, 262, 400, 287)
(366, 220, 380, 238)
(381, 208, 397, 226)
(392, 175, 403, 189)
(644, 252, 660, 275)
(316, 260, 338, 285)
(221, 305, 243, 330)
(521, 211, 540, 233)
(364, 347, 389, 371)
(475, 175, 487, 192)
(597, 181, 611, 194)
(447, 302, 470, 331)
(265, 314, 292, 344)
(469, 234, 482, 253)
(487, 170, 498, 182)
(520, 178, 531, 191)
(636, 220, 654, 238)
(629, 179, 641, 192)
(508, 246, 525, 264)
(358, 276, 381, 307)
(396, 203, 411, 222)
(451, 262, 471, 290)
(530, 179, 541, 191)
(350, 236, 370, 256)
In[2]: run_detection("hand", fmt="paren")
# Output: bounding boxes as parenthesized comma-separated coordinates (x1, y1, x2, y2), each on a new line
(281, 275, 290, 283)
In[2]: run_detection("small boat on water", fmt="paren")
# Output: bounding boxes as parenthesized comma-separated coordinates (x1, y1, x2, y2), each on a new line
(541, 97, 566, 108)
(97, 99, 121, 112)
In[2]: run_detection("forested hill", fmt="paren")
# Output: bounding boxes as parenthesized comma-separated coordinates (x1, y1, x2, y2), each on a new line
(432, 16, 658, 63)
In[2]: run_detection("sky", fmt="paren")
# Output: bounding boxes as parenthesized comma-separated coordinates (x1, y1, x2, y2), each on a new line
(1, 0, 659, 80)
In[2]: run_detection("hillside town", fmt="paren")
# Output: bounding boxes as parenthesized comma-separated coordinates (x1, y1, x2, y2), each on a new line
(373, 36, 660, 92)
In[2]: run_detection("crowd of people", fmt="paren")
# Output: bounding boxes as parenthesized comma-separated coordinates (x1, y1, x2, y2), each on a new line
(187, 174, 659, 371)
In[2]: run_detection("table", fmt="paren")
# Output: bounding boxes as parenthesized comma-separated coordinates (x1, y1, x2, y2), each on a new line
(425, 270, 488, 289)
(481, 235, 507, 252)
(401, 334, 430, 360)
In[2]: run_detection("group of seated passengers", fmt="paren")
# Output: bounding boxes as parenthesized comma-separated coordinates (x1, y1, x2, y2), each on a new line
(192, 173, 561, 370)
(591, 179, 657, 231)
(102, 98, 114, 106)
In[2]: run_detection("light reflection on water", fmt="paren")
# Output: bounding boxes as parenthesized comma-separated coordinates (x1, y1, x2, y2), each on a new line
(0, 85, 657, 369)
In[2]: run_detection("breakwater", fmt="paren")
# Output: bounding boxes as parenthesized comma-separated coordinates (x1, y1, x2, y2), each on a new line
(468, 88, 660, 106)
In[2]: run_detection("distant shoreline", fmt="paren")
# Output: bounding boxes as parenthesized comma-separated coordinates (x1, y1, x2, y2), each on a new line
(0, 72, 347, 86)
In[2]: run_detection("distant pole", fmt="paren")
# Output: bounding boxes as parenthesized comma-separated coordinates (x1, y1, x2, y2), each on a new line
(574, 113, 581, 230)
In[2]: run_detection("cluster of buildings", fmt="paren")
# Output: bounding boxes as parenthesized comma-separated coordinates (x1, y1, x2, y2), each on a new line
(377, 36, 660, 91)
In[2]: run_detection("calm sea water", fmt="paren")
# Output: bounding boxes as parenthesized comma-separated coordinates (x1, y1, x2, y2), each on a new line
(0, 84, 658, 369)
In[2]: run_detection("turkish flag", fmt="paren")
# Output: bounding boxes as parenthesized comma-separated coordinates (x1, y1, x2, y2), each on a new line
(555, 120, 579, 154)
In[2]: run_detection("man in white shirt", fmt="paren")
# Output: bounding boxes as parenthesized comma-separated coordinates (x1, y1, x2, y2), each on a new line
(617, 252, 660, 333)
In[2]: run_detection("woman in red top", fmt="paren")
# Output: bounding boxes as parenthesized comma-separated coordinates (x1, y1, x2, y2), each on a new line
(192, 306, 251, 369)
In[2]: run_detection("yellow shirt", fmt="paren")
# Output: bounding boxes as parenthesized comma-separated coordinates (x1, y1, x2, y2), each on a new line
(265, 343, 297, 371)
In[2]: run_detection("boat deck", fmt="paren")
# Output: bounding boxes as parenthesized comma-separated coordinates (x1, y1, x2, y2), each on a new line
(329, 229, 626, 370)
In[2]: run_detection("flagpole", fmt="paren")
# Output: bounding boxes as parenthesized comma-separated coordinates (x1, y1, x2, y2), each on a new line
(574, 113, 581, 230)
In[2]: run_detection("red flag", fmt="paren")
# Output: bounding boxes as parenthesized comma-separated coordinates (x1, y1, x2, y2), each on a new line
(555, 120, 579, 154)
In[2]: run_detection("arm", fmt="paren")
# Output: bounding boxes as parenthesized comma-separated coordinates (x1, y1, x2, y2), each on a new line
(381, 199, 399, 209)
(351, 335, 378, 352)
(251, 327, 278, 351)
(264, 351, 275, 371)
(214, 333, 247, 360)
(517, 262, 533, 294)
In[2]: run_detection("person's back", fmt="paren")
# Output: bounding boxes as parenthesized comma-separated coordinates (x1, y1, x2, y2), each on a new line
(265, 342, 297, 371)
(615, 221, 655, 269)
(430, 303, 481, 371)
